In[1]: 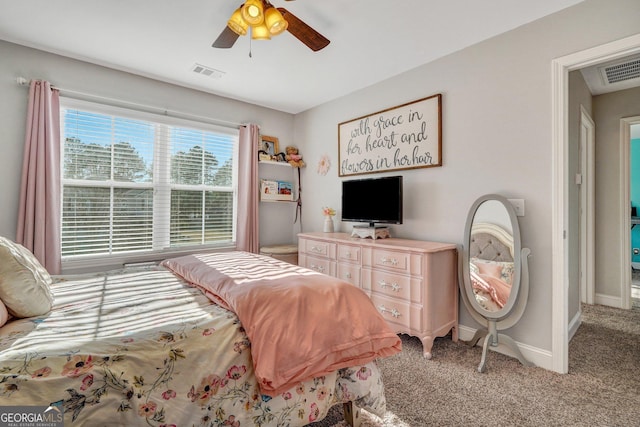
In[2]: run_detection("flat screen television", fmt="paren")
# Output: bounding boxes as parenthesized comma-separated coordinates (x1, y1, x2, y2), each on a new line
(341, 175, 403, 227)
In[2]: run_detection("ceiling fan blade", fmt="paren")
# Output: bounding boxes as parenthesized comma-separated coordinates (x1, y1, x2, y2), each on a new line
(212, 26, 240, 49)
(277, 7, 330, 52)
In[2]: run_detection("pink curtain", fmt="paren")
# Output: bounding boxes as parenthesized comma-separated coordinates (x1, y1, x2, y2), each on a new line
(236, 124, 260, 253)
(16, 80, 62, 274)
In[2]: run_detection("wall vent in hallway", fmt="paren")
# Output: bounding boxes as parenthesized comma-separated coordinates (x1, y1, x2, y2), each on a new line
(600, 57, 640, 84)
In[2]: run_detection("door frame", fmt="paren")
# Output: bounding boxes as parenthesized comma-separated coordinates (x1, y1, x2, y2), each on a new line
(552, 33, 640, 373)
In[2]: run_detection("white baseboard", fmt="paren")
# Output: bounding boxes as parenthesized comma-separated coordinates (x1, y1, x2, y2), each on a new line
(594, 293, 622, 308)
(568, 309, 582, 341)
(458, 325, 553, 371)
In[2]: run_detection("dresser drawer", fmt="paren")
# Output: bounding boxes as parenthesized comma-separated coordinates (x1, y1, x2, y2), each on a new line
(370, 294, 415, 330)
(362, 268, 422, 303)
(337, 262, 360, 286)
(300, 238, 336, 259)
(366, 248, 410, 273)
(363, 248, 425, 276)
(301, 254, 335, 276)
(337, 244, 360, 264)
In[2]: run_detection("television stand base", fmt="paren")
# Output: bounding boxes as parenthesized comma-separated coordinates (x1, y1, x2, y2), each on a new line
(350, 226, 390, 240)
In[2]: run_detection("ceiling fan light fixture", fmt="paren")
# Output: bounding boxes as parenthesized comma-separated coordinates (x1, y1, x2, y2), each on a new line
(213, 2, 330, 52)
(227, 7, 249, 35)
(241, 0, 264, 26)
(251, 22, 271, 40)
(264, 6, 288, 35)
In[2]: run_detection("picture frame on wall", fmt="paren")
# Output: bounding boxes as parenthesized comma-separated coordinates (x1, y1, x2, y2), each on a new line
(260, 135, 279, 157)
(338, 94, 442, 177)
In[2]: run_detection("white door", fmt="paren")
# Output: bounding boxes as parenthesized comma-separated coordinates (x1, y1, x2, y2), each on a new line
(579, 107, 595, 305)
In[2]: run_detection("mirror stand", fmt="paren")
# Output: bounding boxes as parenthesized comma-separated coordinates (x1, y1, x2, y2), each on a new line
(465, 321, 533, 373)
(460, 244, 534, 372)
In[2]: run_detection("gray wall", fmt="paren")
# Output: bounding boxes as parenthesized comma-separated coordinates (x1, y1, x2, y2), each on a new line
(293, 0, 640, 360)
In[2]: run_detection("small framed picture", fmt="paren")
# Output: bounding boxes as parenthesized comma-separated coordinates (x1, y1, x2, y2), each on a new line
(260, 135, 279, 157)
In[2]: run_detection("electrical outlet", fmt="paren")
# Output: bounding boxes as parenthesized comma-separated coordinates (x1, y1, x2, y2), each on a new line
(508, 199, 525, 216)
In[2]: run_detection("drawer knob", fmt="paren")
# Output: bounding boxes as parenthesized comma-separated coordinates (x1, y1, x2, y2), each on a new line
(377, 304, 401, 318)
(346, 272, 352, 279)
(380, 257, 398, 266)
(378, 280, 401, 292)
(310, 246, 324, 253)
(311, 264, 324, 273)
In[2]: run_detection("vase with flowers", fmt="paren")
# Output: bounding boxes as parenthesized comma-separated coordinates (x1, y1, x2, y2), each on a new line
(322, 207, 336, 233)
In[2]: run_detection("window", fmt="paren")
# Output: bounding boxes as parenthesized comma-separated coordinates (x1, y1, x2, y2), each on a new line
(60, 99, 238, 261)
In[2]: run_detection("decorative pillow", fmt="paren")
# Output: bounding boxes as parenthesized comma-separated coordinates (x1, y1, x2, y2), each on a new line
(0, 299, 10, 327)
(0, 236, 54, 317)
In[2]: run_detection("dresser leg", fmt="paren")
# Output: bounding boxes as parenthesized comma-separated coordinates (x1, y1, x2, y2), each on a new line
(420, 336, 434, 359)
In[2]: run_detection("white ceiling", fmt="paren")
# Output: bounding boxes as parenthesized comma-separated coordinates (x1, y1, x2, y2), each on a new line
(0, 0, 585, 114)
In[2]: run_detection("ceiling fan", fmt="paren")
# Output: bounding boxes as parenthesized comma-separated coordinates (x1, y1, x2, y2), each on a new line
(212, 0, 330, 52)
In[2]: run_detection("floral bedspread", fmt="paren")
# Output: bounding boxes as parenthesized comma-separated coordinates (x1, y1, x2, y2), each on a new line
(0, 267, 386, 426)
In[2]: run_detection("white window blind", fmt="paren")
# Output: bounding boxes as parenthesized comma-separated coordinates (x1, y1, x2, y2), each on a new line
(60, 99, 238, 260)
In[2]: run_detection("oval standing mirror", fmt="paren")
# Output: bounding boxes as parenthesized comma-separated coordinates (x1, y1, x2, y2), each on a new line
(460, 194, 532, 372)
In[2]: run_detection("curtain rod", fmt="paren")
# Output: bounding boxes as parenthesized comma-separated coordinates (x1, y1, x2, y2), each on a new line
(16, 77, 246, 129)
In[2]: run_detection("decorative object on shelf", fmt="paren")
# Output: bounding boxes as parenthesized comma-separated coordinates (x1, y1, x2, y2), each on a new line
(285, 146, 305, 168)
(260, 135, 279, 158)
(338, 93, 442, 177)
(273, 152, 286, 162)
(317, 154, 331, 175)
(258, 150, 272, 162)
(260, 179, 293, 201)
(322, 207, 336, 233)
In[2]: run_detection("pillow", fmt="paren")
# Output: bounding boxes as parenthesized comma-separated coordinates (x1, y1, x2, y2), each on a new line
(0, 299, 10, 327)
(0, 236, 54, 317)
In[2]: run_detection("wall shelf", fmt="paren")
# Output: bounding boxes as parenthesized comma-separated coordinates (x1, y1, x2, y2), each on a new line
(259, 160, 291, 167)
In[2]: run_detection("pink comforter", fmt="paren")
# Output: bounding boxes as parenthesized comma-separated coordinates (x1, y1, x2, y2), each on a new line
(470, 271, 511, 308)
(162, 251, 401, 396)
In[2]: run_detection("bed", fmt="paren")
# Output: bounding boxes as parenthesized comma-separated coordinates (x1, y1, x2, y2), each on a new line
(468, 222, 515, 312)
(0, 237, 401, 426)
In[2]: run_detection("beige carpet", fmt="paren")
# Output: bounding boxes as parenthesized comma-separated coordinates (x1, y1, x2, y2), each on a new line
(311, 304, 640, 427)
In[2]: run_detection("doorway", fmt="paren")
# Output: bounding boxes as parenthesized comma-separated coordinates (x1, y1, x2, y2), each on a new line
(552, 33, 640, 374)
(620, 117, 640, 310)
(629, 122, 640, 308)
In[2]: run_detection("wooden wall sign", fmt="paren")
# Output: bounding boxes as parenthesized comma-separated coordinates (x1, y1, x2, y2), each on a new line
(338, 94, 442, 177)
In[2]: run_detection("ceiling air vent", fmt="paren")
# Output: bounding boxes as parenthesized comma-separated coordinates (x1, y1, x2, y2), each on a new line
(192, 63, 225, 79)
(600, 57, 640, 84)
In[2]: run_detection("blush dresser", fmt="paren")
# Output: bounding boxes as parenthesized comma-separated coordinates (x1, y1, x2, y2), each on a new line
(298, 232, 458, 359)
